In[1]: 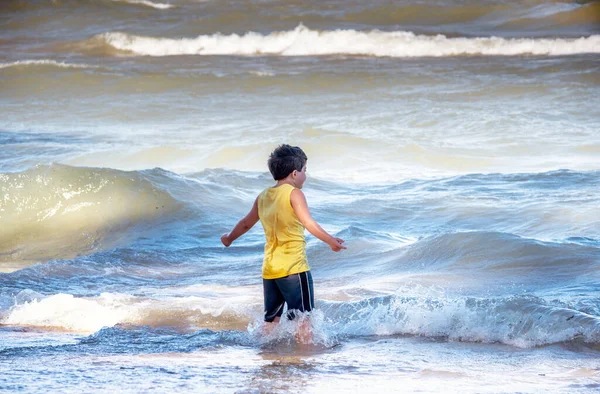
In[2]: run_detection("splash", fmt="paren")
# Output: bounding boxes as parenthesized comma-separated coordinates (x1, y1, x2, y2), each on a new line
(4, 289, 597, 348)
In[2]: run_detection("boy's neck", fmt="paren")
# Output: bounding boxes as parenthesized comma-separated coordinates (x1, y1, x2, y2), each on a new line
(275, 178, 296, 188)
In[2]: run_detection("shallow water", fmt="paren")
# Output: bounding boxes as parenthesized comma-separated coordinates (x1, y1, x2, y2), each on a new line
(1, 0, 599, 392)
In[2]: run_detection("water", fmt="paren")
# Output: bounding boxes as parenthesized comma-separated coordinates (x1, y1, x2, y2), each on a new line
(1, 0, 599, 392)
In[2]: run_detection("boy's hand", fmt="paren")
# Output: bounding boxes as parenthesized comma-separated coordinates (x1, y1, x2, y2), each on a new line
(329, 237, 346, 252)
(221, 233, 232, 247)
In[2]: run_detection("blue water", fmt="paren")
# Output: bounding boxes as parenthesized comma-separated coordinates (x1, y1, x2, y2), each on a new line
(1, 0, 599, 392)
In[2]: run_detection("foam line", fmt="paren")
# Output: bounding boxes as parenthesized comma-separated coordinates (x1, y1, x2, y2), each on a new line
(0, 60, 97, 70)
(99, 24, 600, 57)
(111, 0, 173, 10)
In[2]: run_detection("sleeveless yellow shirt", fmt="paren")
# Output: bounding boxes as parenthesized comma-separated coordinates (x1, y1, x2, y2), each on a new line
(257, 183, 309, 279)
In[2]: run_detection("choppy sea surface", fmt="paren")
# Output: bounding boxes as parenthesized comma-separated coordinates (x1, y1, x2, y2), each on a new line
(1, 0, 599, 392)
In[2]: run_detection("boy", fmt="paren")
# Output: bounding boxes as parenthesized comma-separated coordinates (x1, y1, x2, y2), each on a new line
(221, 144, 346, 341)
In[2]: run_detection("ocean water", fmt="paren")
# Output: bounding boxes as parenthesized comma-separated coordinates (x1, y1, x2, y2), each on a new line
(1, 0, 599, 392)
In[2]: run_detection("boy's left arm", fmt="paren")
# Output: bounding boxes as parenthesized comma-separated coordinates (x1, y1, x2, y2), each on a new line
(221, 197, 260, 247)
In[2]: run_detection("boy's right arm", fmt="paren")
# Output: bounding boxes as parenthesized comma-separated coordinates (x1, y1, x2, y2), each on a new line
(221, 197, 259, 247)
(290, 189, 346, 252)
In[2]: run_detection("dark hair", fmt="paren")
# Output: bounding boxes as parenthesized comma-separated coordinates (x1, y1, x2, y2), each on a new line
(268, 144, 307, 180)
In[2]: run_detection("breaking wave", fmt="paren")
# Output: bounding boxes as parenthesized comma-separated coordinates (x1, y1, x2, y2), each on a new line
(96, 25, 600, 57)
(2, 290, 598, 349)
(321, 294, 600, 348)
(0, 164, 180, 267)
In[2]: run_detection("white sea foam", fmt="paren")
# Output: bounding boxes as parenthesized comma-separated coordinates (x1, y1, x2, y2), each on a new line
(2, 291, 258, 333)
(321, 295, 600, 348)
(248, 70, 276, 77)
(112, 0, 173, 10)
(3, 290, 598, 348)
(99, 24, 600, 57)
(0, 60, 97, 70)
(3, 293, 134, 332)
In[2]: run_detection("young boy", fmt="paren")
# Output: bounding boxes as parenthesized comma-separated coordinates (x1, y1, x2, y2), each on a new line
(221, 144, 345, 340)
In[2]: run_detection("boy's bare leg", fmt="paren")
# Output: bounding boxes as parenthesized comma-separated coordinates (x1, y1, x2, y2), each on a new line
(263, 316, 280, 335)
(296, 317, 313, 344)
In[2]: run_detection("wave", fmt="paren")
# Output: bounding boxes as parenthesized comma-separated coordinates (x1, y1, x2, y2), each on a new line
(110, 0, 173, 10)
(308, 228, 600, 285)
(320, 294, 600, 348)
(2, 163, 596, 273)
(499, 2, 600, 30)
(341, 3, 505, 27)
(4, 1, 597, 32)
(0, 164, 180, 270)
(96, 25, 600, 57)
(388, 231, 599, 274)
(339, 2, 594, 28)
(3, 0, 173, 12)
(0, 60, 97, 70)
(2, 290, 598, 349)
(0, 290, 257, 333)
(336, 1, 599, 31)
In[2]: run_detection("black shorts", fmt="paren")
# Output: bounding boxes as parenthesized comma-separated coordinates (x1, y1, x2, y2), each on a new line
(263, 271, 314, 322)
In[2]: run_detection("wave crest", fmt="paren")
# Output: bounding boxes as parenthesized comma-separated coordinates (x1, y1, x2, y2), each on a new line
(321, 294, 600, 348)
(96, 25, 600, 57)
(0, 60, 97, 70)
(111, 0, 173, 10)
(0, 164, 180, 269)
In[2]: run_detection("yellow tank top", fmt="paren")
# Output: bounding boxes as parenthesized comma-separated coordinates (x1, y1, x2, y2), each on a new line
(257, 183, 309, 279)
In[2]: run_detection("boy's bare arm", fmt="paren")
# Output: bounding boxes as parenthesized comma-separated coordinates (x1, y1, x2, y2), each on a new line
(290, 189, 346, 252)
(221, 197, 259, 247)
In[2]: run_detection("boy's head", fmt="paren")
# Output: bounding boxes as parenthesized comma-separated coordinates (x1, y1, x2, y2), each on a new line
(268, 144, 307, 181)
